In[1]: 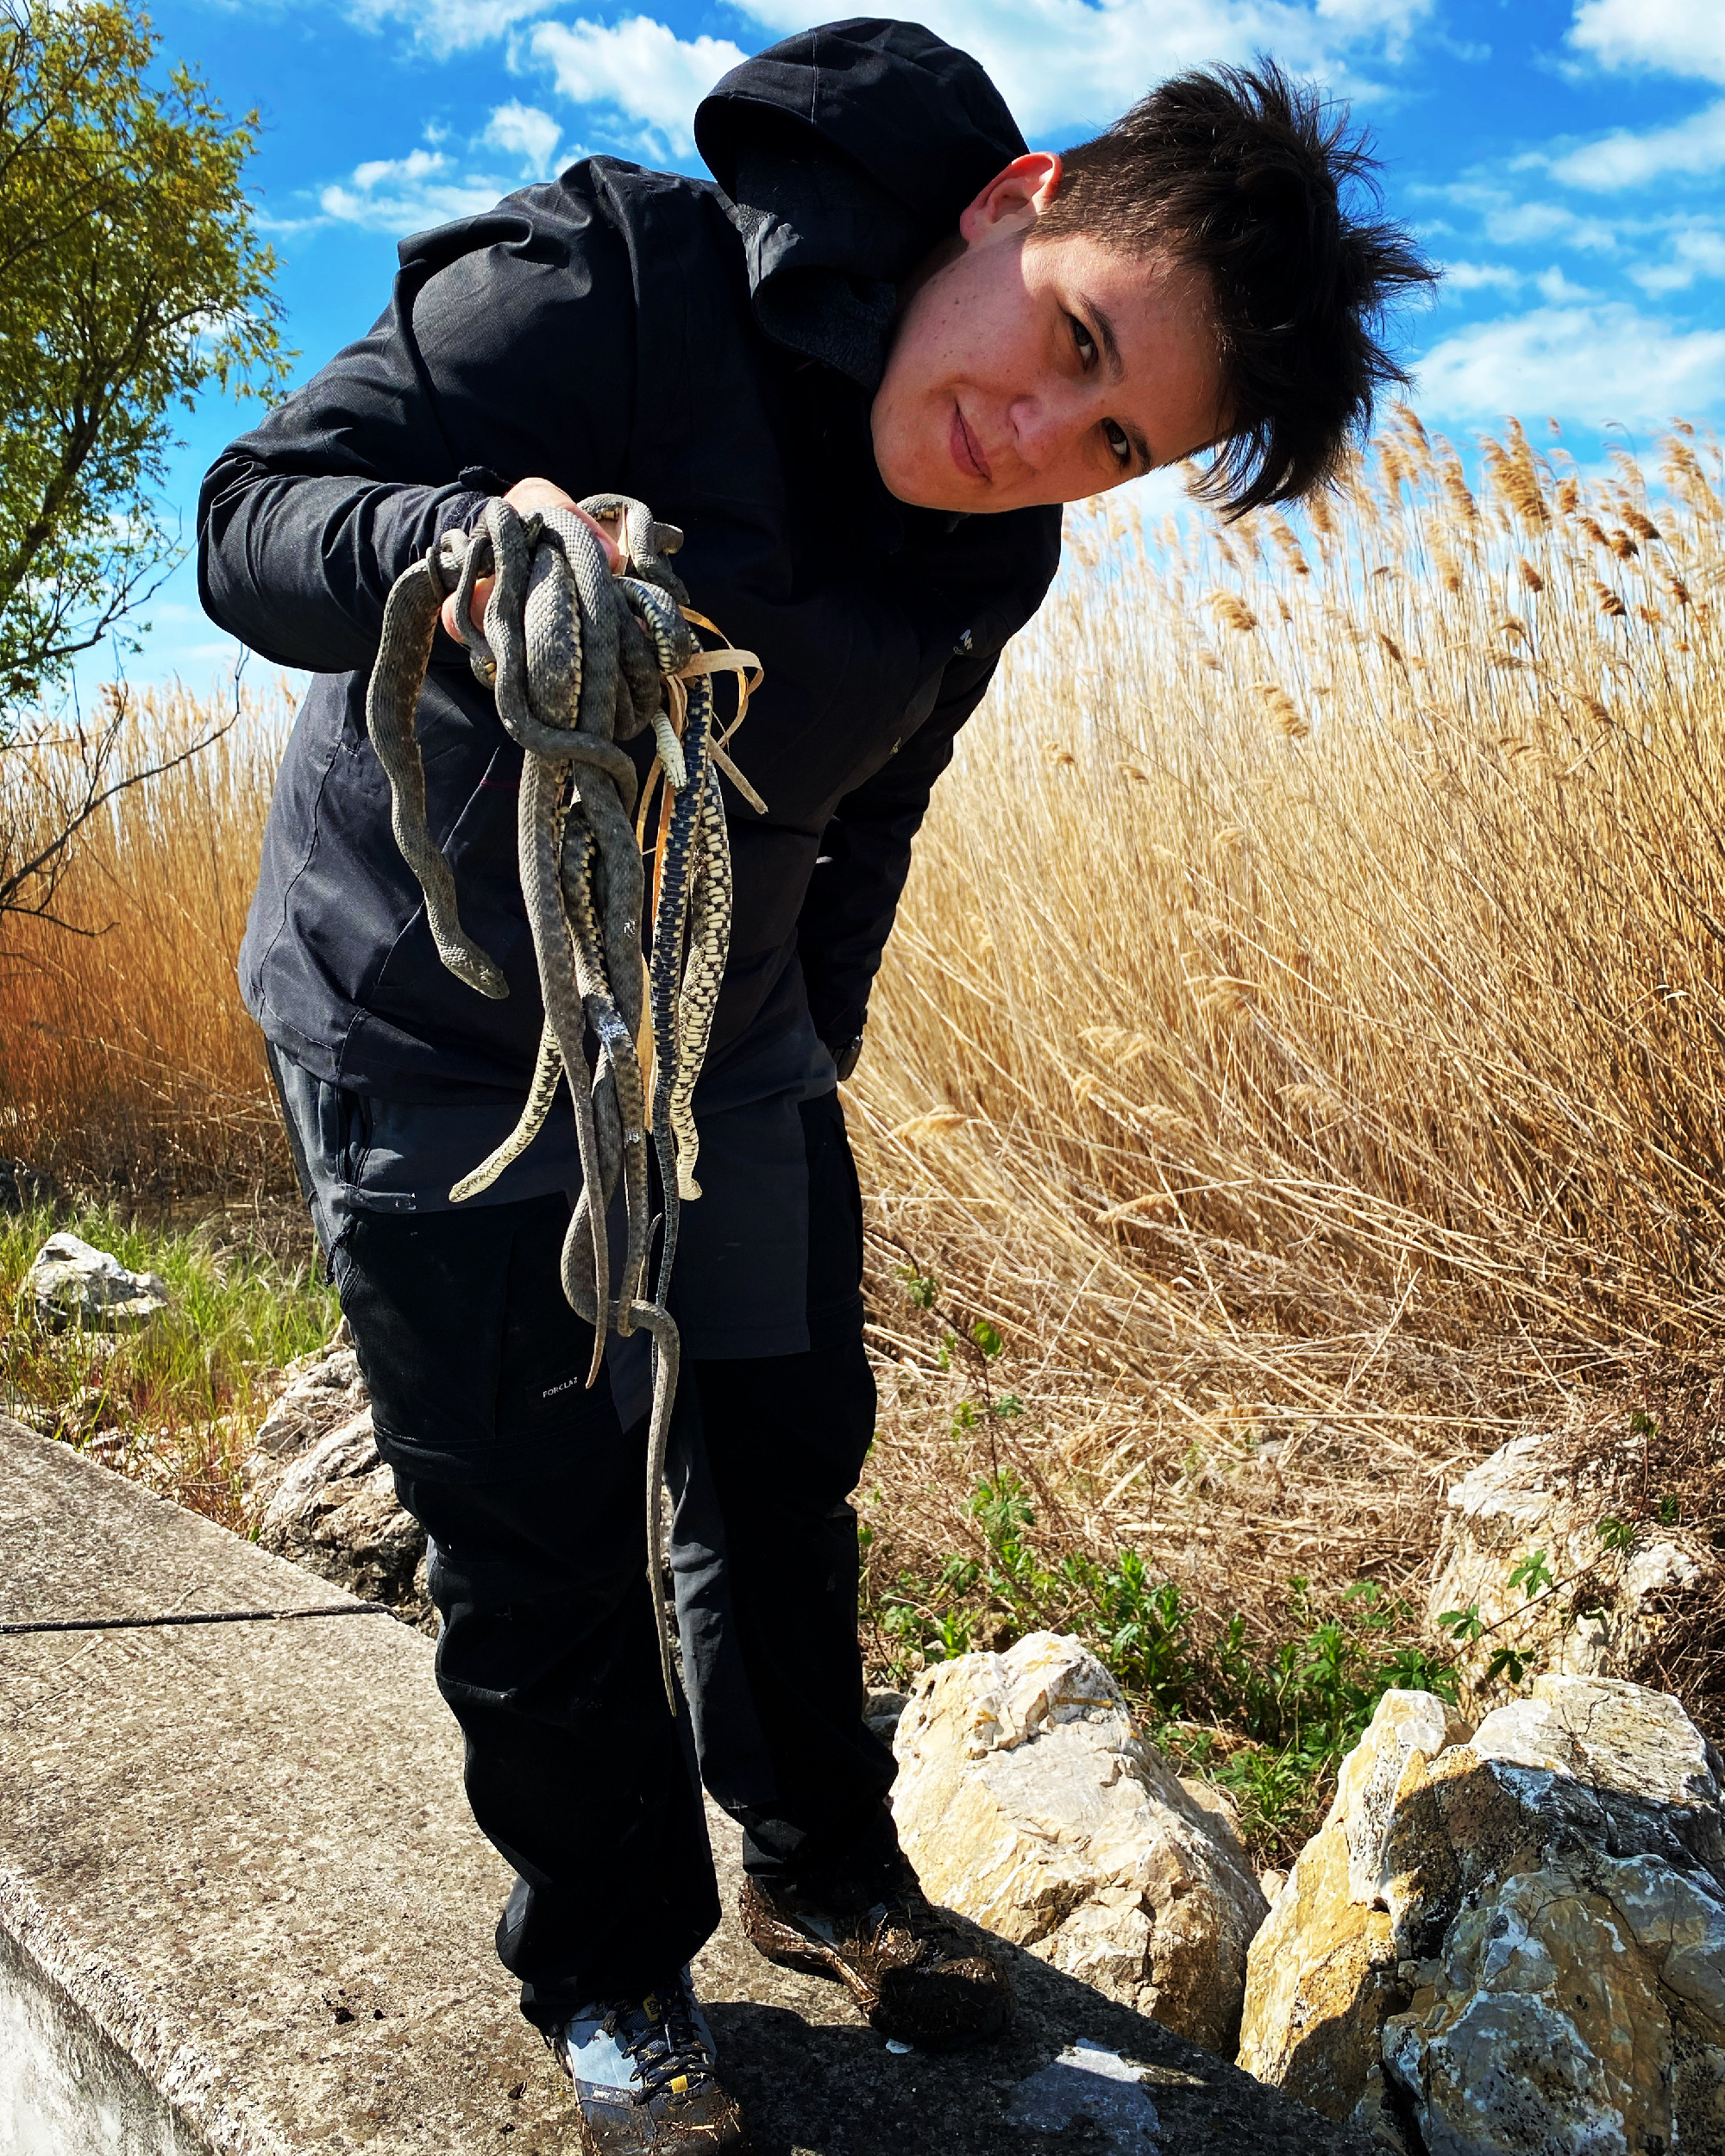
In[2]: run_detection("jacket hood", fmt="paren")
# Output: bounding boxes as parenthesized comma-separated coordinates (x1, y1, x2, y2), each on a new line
(695, 19, 1026, 388)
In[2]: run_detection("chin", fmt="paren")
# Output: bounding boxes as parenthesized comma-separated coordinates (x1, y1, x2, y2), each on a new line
(876, 454, 970, 512)
(885, 477, 969, 511)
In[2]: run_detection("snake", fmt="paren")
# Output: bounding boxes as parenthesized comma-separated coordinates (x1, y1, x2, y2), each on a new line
(363, 493, 762, 1711)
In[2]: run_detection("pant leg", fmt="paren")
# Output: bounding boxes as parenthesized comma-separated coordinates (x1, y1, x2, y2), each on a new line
(673, 1090, 902, 1893)
(334, 1194, 719, 2016)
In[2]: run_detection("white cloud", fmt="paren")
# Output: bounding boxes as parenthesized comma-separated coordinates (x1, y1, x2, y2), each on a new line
(348, 0, 558, 58)
(727, 0, 1438, 139)
(319, 146, 507, 232)
(1414, 302, 1725, 427)
(1544, 98, 1725, 190)
(1440, 185, 1621, 254)
(485, 100, 563, 179)
(1632, 222, 1725, 294)
(1534, 265, 1595, 303)
(1440, 260, 1522, 292)
(528, 16, 746, 160)
(1566, 0, 1725, 85)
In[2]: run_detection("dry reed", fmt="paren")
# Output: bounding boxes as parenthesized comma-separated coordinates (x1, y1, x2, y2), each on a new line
(0, 681, 292, 1200)
(848, 413, 1725, 1677)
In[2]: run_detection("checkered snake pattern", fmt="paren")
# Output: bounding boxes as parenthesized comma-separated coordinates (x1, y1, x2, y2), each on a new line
(363, 495, 762, 1709)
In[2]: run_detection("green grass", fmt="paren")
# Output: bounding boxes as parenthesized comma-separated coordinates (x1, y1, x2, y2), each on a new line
(862, 1466, 1457, 1866)
(0, 1200, 336, 1525)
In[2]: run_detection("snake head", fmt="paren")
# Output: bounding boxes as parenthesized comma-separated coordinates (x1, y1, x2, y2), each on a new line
(445, 940, 510, 1001)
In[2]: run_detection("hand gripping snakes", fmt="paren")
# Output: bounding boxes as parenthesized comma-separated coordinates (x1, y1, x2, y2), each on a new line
(363, 495, 762, 1711)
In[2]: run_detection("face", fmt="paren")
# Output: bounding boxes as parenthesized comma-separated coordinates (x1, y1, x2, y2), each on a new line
(871, 154, 1228, 513)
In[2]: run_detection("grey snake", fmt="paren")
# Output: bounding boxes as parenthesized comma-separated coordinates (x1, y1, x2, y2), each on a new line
(363, 494, 762, 1710)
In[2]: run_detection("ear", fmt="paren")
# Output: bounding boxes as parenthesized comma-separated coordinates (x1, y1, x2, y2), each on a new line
(957, 152, 1063, 247)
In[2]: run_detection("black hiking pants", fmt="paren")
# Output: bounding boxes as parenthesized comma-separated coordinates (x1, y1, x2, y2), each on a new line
(326, 1091, 900, 2019)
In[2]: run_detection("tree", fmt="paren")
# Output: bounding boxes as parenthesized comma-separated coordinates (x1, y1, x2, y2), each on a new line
(0, 0, 287, 920)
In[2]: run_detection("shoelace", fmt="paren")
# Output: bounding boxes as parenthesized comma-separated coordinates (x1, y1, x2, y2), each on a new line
(603, 1985, 718, 2103)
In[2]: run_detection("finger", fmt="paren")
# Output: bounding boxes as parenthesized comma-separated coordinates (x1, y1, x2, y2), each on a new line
(580, 510, 624, 576)
(440, 573, 496, 642)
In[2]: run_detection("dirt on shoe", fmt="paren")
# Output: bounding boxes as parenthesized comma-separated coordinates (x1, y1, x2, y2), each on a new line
(550, 1973, 749, 2153)
(571, 2084, 746, 2156)
(739, 1871, 1011, 2048)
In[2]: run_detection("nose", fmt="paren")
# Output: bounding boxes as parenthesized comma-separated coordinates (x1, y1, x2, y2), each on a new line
(1007, 380, 1090, 473)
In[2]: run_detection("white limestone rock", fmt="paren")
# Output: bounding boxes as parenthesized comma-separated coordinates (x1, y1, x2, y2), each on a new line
(891, 1631, 1268, 2055)
(1429, 1427, 1716, 1689)
(1239, 1673, 1725, 2153)
(256, 1409, 430, 1629)
(251, 1332, 367, 1464)
(26, 1232, 171, 1331)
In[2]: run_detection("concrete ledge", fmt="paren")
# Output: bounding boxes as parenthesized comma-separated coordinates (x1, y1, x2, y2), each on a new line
(1, 1417, 1363, 2153)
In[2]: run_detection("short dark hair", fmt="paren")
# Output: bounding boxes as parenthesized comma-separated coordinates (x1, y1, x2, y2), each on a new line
(1032, 60, 1437, 517)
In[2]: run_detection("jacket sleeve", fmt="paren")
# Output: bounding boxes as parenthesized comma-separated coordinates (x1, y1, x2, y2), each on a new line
(198, 183, 638, 675)
(795, 646, 998, 1054)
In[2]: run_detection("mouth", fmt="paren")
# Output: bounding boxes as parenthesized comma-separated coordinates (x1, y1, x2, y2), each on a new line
(948, 402, 991, 484)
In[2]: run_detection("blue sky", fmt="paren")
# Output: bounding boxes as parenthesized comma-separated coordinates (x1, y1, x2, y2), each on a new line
(110, 0, 1725, 692)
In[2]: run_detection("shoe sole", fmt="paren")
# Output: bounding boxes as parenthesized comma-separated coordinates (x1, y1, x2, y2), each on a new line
(568, 2094, 750, 2154)
(571, 2115, 750, 2156)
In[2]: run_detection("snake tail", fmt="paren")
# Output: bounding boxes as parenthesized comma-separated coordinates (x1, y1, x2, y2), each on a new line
(449, 1020, 563, 1202)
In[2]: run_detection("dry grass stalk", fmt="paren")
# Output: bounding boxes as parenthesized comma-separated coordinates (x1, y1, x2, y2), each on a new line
(850, 413, 1725, 1657)
(0, 683, 292, 1199)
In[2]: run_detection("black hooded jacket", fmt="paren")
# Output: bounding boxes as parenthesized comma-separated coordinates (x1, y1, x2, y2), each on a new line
(199, 19, 1062, 1107)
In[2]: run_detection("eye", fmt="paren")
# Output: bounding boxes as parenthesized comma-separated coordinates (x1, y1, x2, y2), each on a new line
(1070, 313, 1097, 364)
(1103, 419, 1132, 468)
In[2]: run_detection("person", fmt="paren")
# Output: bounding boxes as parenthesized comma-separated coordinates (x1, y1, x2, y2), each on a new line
(199, 20, 1431, 2151)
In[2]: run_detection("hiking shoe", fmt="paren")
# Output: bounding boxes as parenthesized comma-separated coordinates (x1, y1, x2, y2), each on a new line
(548, 1968, 747, 2153)
(739, 1867, 1010, 2048)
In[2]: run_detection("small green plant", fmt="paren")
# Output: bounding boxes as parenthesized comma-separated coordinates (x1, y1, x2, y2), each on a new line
(1597, 1513, 1637, 1554)
(970, 1317, 1005, 1358)
(1506, 1547, 1554, 1600)
(992, 1393, 1024, 1419)
(1435, 1544, 1567, 1697)
(1436, 1602, 1485, 1645)
(950, 1398, 979, 1437)
(897, 1264, 938, 1312)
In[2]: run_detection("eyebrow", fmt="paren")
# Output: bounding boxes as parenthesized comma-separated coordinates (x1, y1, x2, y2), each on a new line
(1088, 301, 1156, 473)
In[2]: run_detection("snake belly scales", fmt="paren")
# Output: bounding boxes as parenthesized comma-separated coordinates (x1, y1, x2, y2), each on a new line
(364, 495, 762, 1711)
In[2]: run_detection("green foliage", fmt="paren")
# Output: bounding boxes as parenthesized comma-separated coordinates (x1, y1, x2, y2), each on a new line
(970, 1317, 1005, 1358)
(864, 1469, 1455, 1858)
(1483, 1645, 1528, 1688)
(1597, 1512, 1638, 1555)
(992, 1392, 1024, 1419)
(1435, 1601, 1486, 1645)
(0, 0, 288, 720)
(896, 1264, 938, 1311)
(0, 1200, 335, 1520)
(1506, 1547, 1554, 1600)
